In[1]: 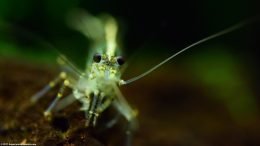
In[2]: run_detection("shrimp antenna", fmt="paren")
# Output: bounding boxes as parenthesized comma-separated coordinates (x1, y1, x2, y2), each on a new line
(121, 17, 258, 85)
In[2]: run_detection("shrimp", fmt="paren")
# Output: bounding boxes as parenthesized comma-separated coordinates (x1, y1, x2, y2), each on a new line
(29, 10, 258, 146)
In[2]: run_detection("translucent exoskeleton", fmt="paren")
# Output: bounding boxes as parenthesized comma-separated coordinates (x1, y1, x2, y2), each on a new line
(30, 10, 138, 146)
(28, 10, 258, 146)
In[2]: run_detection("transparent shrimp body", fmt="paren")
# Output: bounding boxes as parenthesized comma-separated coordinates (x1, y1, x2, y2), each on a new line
(30, 10, 138, 146)
(73, 53, 123, 126)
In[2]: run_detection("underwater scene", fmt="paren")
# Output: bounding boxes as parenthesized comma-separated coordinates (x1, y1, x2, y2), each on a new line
(0, 0, 259, 146)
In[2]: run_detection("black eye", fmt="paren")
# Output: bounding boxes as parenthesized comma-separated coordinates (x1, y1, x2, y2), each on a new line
(93, 53, 101, 63)
(116, 56, 125, 65)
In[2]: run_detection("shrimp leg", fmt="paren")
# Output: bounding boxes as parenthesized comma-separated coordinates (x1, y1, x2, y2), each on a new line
(44, 78, 70, 117)
(30, 72, 67, 103)
(112, 84, 138, 146)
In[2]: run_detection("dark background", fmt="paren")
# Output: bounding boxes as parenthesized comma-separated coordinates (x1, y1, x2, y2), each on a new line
(0, 0, 259, 59)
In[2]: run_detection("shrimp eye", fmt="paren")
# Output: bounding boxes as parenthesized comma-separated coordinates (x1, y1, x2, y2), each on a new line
(93, 53, 101, 63)
(116, 56, 125, 65)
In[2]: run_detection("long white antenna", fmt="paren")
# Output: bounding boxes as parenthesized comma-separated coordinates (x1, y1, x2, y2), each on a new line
(121, 18, 257, 85)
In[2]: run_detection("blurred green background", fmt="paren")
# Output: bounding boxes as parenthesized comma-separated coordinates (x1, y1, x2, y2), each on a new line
(0, 0, 260, 145)
(0, 0, 259, 64)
